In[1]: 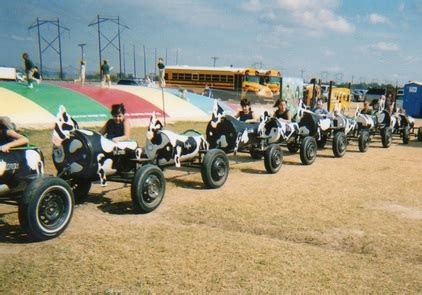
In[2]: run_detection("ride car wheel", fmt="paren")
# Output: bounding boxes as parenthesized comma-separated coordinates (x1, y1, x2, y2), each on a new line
(19, 176, 74, 241)
(358, 130, 370, 152)
(402, 127, 410, 144)
(300, 136, 317, 165)
(131, 164, 166, 214)
(264, 144, 283, 174)
(201, 149, 229, 189)
(333, 132, 347, 157)
(381, 127, 393, 148)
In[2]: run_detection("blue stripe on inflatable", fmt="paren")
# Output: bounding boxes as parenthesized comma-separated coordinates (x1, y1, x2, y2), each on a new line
(165, 88, 234, 115)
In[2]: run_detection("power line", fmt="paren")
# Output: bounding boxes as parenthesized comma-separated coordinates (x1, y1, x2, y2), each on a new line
(28, 17, 70, 79)
(88, 15, 129, 79)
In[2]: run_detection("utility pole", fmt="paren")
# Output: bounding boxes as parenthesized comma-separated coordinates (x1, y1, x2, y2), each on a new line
(154, 48, 157, 76)
(78, 43, 87, 60)
(28, 17, 69, 79)
(123, 44, 126, 76)
(211, 56, 219, 67)
(133, 44, 136, 78)
(143, 45, 147, 78)
(89, 15, 129, 79)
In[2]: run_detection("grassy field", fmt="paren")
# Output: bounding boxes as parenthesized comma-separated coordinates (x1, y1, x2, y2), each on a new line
(0, 122, 421, 293)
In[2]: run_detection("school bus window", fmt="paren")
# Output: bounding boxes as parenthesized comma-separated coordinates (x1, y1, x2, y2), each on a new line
(199, 74, 205, 81)
(212, 75, 220, 82)
(173, 73, 178, 80)
(164, 73, 168, 80)
(192, 74, 198, 80)
(185, 74, 192, 80)
(228, 76, 234, 83)
(206, 74, 211, 81)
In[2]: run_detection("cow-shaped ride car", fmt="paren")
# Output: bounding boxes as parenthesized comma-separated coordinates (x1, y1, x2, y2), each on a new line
(0, 145, 74, 241)
(205, 101, 283, 174)
(390, 111, 416, 144)
(52, 106, 164, 214)
(144, 112, 229, 188)
(355, 106, 393, 148)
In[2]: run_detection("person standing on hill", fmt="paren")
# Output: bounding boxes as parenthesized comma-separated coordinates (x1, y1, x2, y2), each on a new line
(101, 59, 111, 87)
(22, 53, 35, 89)
(74, 60, 86, 86)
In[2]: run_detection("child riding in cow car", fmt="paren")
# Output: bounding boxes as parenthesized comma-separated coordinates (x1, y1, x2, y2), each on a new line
(1, 117, 74, 241)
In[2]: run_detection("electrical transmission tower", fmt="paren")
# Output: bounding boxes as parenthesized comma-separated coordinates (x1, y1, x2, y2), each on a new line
(28, 17, 69, 80)
(211, 57, 219, 67)
(88, 15, 129, 79)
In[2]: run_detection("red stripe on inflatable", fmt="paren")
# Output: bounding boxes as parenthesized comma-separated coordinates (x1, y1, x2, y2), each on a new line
(57, 83, 167, 118)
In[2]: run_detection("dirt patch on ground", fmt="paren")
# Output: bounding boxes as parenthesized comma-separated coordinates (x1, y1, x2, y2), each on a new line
(1, 122, 422, 293)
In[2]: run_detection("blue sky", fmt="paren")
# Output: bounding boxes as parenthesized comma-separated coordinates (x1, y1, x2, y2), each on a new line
(0, 0, 421, 84)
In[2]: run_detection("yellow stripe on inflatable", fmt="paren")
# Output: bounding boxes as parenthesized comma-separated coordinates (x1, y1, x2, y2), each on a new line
(111, 85, 209, 121)
(0, 87, 55, 126)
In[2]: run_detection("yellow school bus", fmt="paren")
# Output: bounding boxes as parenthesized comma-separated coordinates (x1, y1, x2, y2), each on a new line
(259, 69, 282, 96)
(329, 87, 351, 112)
(164, 66, 273, 100)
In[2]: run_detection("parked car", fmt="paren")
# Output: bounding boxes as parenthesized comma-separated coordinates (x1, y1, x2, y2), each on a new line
(117, 79, 139, 86)
(352, 89, 367, 102)
(365, 88, 386, 103)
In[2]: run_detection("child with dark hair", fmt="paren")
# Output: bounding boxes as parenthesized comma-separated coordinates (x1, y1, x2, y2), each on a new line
(273, 98, 291, 121)
(99, 103, 131, 142)
(0, 118, 29, 152)
(234, 98, 259, 123)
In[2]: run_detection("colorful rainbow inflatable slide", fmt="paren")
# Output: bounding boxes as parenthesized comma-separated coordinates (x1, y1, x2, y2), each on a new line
(0, 81, 235, 129)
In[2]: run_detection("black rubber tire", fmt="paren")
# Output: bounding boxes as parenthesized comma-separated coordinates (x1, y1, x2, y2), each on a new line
(287, 142, 299, 154)
(131, 164, 166, 214)
(201, 149, 229, 189)
(19, 176, 74, 241)
(300, 136, 317, 165)
(403, 127, 410, 144)
(249, 148, 263, 160)
(317, 135, 327, 149)
(381, 127, 393, 148)
(264, 144, 283, 174)
(418, 128, 422, 142)
(358, 130, 370, 152)
(332, 132, 347, 158)
(70, 178, 91, 204)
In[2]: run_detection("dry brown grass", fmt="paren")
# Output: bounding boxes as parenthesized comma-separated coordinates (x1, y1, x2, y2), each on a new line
(1, 121, 421, 293)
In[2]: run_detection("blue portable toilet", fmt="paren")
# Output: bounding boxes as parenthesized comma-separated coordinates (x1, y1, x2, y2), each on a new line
(403, 82, 422, 117)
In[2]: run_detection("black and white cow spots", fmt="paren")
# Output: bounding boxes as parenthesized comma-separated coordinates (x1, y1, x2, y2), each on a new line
(52, 105, 79, 146)
(206, 104, 260, 154)
(0, 148, 44, 194)
(145, 113, 208, 167)
(52, 107, 140, 185)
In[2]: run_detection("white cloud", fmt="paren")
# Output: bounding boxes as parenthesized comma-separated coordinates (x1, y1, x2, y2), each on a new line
(241, 0, 264, 12)
(324, 49, 335, 56)
(398, 3, 405, 12)
(370, 42, 400, 52)
(10, 35, 33, 42)
(244, 0, 354, 34)
(368, 13, 390, 24)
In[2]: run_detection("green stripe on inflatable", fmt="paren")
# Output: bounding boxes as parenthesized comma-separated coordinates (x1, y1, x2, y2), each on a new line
(0, 82, 110, 122)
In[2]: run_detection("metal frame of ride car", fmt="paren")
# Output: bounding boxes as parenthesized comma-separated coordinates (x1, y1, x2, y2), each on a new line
(390, 111, 422, 144)
(52, 106, 166, 214)
(355, 102, 394, 148)
(206, 101, 283, 174)
(144, 112, 230, 189)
